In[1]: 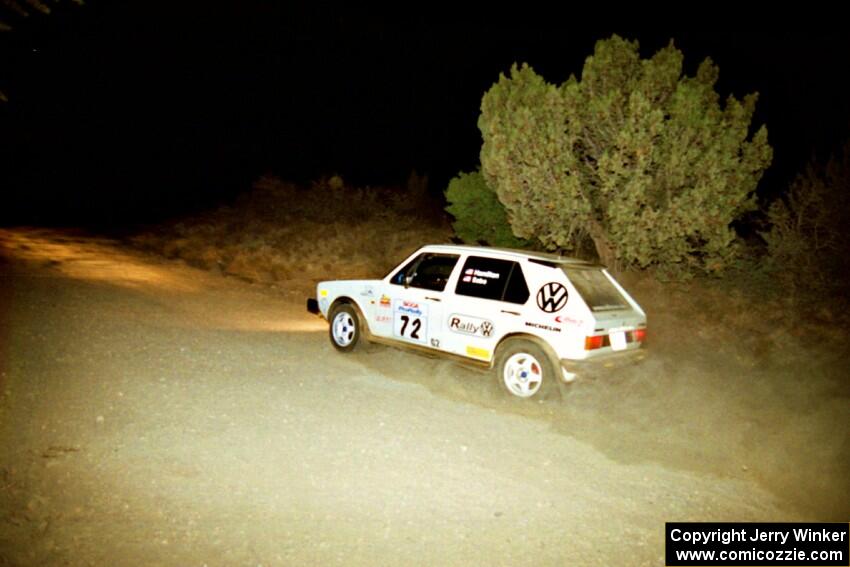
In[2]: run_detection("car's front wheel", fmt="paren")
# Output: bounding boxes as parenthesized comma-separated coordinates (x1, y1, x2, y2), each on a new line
(494, 338, 559, 400)
(329, 303, 361, 352)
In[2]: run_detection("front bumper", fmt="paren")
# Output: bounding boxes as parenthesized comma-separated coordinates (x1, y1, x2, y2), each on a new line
(306, 298, 320, 315)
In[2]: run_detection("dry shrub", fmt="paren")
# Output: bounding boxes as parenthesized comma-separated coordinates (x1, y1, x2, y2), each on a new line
(760, 142, 850, 309)
(132, 175, 451, 290)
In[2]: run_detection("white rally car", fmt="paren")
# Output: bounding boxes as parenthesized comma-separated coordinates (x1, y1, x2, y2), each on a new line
(307, 244, 646, 399)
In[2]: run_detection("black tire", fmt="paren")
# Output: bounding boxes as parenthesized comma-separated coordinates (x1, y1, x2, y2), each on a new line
(328, 303, 361, 352)
(494, 338, 560, 400)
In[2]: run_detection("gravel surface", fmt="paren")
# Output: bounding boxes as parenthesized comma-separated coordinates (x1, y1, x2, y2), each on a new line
(0, 229, 845, 566)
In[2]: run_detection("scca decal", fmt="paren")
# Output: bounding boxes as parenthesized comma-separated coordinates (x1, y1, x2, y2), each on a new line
(536, 282, 568, 313)
(393, 300, 428, 344)
(396, 301, 423, 317)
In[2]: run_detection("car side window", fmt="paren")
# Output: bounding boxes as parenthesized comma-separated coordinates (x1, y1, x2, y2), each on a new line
(390, 256, 420, 286)
(390, 253, 459, 292)
(455, 256, 528, 304)
(502, 263, 530, 305)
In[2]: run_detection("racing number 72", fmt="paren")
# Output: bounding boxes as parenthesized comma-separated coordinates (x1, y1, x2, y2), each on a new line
(399, 315, 421, 339)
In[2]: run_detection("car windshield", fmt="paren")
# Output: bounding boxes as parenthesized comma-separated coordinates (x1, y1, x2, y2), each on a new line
(562, 267, 629, 312)
(388, 252, 459, 292)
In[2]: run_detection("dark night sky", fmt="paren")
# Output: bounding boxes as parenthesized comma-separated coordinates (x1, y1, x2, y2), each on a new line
(2, 3, 849, 228)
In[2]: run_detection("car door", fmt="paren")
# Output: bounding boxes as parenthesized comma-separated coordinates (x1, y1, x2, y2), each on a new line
(375, 252, 460, 350)
(440, 255, 531, 362)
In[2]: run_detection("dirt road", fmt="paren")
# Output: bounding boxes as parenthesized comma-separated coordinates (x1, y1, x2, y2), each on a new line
(0, 229, 845, 566)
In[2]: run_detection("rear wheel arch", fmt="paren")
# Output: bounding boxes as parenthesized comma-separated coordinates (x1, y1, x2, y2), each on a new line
(494, 332, 559, 367)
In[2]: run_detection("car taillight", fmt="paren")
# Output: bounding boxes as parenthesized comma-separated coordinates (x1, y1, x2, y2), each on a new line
(633, 328, 646, 342)
(584, 335, 605, 350)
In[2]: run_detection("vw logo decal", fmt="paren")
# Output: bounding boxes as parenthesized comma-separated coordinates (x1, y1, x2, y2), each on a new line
(536, 282, 568, 313)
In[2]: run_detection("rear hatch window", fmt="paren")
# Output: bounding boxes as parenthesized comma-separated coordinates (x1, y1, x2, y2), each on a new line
(562, 267, 629, 312)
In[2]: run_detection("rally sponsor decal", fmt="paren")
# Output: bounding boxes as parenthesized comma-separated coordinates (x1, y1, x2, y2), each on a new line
(555, 315, 583, 326)
(536, 282, 568, 313)
(393, 300, 427, 343)
(379, 294, 391, 308)
(461, 267, 501, 285)
(448, 314, 495, 338)
(396, 300, 423, 317)
(525, 322, 562, 333)
(465, 345, 490, 359)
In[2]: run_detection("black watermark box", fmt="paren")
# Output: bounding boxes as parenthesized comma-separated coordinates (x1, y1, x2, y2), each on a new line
(666, 523, 849, 566)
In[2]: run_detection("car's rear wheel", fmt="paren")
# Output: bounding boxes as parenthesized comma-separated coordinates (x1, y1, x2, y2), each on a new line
(329, 303, 360, 352)
(495, 338, 559, 400)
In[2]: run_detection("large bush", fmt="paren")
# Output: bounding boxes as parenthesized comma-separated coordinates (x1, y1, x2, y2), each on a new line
(760, 142, 850, 302)
(479, 35, 773, 275)
(444, 170, 529, 248)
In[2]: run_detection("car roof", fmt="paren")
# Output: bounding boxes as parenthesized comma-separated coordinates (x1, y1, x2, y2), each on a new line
(420, 244, 602, 268)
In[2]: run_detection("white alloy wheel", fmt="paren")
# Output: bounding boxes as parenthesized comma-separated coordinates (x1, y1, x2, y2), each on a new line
(494, 338, 559, 400)
(502, 351, 544, 398)
(329, 304, 360, 352)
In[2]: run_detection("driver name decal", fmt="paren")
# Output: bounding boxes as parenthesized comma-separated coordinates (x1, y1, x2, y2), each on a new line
(462, 268, 500, 285)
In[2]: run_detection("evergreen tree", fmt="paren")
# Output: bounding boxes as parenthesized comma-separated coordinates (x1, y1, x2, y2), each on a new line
(480, 35, 772, 275)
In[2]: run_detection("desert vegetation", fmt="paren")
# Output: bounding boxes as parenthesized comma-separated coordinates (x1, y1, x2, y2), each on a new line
(133, 34, 848, 320)
(441, 35, 848, 315)
(132, 174, 451, 292)
(443, 170, 529, 248)
(476, 35, 772, 277)
(758, 141, 850, 307)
